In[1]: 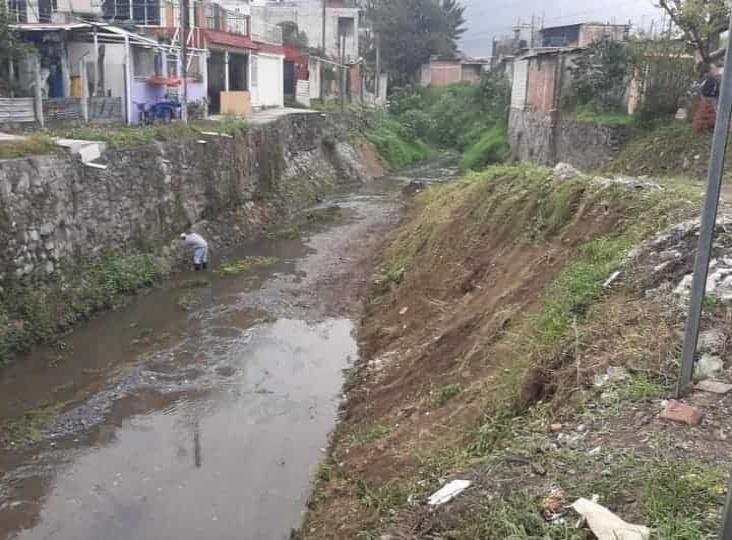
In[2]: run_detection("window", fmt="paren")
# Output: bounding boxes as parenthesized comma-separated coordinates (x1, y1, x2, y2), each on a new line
(133, 47, 160, 78)
(250, 55, 258, 87)
(103, 0, 160, 24)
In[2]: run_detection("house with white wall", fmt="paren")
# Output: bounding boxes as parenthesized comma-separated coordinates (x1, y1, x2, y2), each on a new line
(250, 0, 359, 61)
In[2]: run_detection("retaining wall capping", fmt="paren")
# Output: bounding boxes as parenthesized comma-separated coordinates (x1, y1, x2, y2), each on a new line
(0, 113, 371, 288)
(508, 109, 634, 170)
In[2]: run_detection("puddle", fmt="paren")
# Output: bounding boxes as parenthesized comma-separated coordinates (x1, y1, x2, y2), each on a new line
(5, 320, 355, 540)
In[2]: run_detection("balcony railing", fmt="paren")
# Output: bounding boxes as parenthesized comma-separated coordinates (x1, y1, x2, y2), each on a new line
(204, 5, 250, 37)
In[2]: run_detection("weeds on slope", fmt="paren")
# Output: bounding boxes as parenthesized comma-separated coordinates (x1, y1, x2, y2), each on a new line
(0, 253, 164, 366)
(301, 163, 711, 538)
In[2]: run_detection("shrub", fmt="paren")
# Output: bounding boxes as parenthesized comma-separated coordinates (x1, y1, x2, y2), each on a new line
(460, 125, 510, 171)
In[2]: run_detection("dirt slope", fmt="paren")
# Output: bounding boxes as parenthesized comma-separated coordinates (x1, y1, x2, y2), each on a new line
(297, 165, 732, 539)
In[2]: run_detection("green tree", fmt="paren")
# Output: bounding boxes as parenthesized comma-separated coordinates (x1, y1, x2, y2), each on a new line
(362, 0, 466, 87)
(657, 0, 729, 67)
(0, 4, 29, 97)
(569, 39, 635, 112)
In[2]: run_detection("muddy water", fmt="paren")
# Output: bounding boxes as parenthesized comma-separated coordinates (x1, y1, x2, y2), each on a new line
(0, 164, 462, 540)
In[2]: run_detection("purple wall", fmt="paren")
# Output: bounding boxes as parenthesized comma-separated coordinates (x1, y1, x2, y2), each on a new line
(128, 46, 207, 123)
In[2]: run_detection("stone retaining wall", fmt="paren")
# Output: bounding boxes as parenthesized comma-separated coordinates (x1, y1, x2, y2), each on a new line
(508, 109, 633, 170)
(0, 113, 370, 285)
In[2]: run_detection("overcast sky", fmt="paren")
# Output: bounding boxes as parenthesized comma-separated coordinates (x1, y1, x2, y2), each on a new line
(460, 0, 666, 56)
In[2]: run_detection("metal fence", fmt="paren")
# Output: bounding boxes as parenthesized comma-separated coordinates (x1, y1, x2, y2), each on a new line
(0, 96, 123, 127)
(89, 97, 123, 121)
(43, 98, 84, 123)
(0, 98, 36, 124)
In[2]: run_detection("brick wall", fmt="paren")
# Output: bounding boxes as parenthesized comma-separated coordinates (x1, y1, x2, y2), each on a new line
(429, 62, 462, 87)
(526, 56, 558, 112)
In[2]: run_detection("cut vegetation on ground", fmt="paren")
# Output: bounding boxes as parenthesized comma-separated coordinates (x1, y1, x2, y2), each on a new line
(298, 163, 732, 539)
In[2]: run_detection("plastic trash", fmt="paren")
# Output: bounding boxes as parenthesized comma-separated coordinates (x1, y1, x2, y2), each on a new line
(571, 498, 650, 540)
(427, 479, 471, 506)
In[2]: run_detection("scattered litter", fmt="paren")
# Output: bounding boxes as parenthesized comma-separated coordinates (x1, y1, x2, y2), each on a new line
(572, 498, 650, 540)
(399, 307, 409, 316)
(695, 380, 732, 395)
(660, 399, 703, 426)
(697, 329, 725, 354)
(675, 258, 732, 303)
(593, 366, 630, 388)
(427, 479, 471, 506)
(557, 432, 586, 448)
(200, 131, 233, 138)
(588, 446, 602, 456)
(603, 271, 621, 288)
(84, 162, 108, 170)
(541, 487, 567, 521)
(196, 140, 208, 144)
(554, 162, 581, 180)
(575, 494, 600, 529)
(694, 354, 723, 381)
(549, 423, 563, 433)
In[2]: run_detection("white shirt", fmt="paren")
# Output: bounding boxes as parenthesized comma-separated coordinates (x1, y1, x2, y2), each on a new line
(182, 233, 207, 249)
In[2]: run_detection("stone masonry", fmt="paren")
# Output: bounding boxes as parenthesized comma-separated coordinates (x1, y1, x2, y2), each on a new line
(508, 109, 633, 170)
(0, 113, 370, 286)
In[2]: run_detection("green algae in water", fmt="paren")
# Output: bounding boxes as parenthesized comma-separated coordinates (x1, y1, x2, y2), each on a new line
(218, 256, 279, 275)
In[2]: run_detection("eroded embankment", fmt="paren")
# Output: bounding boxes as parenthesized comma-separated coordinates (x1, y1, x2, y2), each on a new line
(301, 164, 732, 538)
(0, 112, 381, 365)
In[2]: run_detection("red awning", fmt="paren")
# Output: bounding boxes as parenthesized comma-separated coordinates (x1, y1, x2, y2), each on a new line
(254, 40, 285, 56)
(204, 30, 259, 51)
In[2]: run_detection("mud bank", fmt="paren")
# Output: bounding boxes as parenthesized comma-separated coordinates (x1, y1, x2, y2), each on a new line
(0, 112, 380, 364)
(300, 165, 732, 539)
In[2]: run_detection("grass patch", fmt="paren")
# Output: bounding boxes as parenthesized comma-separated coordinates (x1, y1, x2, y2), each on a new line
(606, 121, 713, 180)
(460, 125, 509, 172)
(365, 115, 430, 169)
(305, 206, 342, 224)
(0, 133, 57, 159)
(616, 373, 668, 402)
(433, 383, 464, 407)
(0, 402, 68, 449)
(218, 256, 278, 275)
(535, 237, 631, 344)
(213, 114, 250, 136)
(173, 278, 211, 289)
(61, 123, 200, 148)
(349, 425, 392, 447)
(643, 461, 726, 538)
(355, 478, 410, 519)
(442, 490, 584, 540)
(177, 291, 201, 311)
(0, 253, 163, 366)
(573, 108, 636, 126)
(266, 225, 302, 240)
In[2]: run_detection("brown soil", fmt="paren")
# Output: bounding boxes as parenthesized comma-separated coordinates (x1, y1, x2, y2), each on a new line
(299, 170, 676, 538)
(355, 138, 388, 178)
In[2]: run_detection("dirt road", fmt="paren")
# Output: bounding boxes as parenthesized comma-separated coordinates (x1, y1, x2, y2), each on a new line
(0, 167, 455, 540)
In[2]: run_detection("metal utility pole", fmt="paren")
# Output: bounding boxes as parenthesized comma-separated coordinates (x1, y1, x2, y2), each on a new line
(340, 34, 346, 112)
(374, 33, 381, 99)
(320, 0, 326, 101)
(677, 10, 732, 399)
(180, 0, 189, 123)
